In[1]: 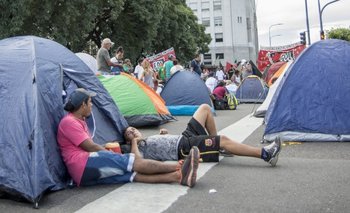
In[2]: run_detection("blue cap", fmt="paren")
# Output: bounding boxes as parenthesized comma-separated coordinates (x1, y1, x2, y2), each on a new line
(66, 88, 96, 109)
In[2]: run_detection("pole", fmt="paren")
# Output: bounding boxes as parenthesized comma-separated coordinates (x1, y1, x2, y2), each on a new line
(269, 23, 283, 47)
(318, 0, 340, 40)
(304, 0, 311, 45)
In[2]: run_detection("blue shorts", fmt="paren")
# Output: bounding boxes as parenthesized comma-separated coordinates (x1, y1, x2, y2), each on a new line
(80, 151, 136, 186)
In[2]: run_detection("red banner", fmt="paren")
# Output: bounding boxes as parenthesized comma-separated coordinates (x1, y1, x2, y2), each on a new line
(257, 42, 306, 71)
(146, 47, 176, 70)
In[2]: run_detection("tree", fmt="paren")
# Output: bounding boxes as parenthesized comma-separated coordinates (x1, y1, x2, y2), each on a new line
(327, 28, 350, 42)
(152, 0, 211, 63)
(0, 0, 125, 51)
(0, 0, 210, 63)
(108, 0, 166, 63)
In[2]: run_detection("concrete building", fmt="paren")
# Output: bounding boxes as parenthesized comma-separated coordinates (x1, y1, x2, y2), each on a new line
(186, 0, 259, 66)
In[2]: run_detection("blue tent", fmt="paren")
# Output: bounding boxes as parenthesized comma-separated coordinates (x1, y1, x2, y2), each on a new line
(160, 71, 214, 115)
(235, 75, 268, 103)
(0, 36, 128, 205)
(264, 39, 350, 142)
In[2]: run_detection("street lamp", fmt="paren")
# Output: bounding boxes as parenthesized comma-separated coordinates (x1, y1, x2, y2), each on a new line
(270, 34, 282, 46)
(269, 23, 283, 47)
(318, 0, 340, 40)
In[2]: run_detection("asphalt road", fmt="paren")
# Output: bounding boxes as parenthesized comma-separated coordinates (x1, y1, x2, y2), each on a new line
(1, 104, 350, 213)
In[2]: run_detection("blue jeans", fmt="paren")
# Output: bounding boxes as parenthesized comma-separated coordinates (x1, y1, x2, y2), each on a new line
(80, 151, 136, 186)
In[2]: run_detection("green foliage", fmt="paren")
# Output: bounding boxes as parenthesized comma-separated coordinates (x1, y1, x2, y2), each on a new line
(0, 0, 210, 63)
(327, 28, 350, 42)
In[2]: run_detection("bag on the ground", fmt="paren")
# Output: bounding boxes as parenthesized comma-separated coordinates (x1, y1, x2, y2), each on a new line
(213, 92, 238, 110)
(213, 97, 227, 110)
(225, 93, 238, 110)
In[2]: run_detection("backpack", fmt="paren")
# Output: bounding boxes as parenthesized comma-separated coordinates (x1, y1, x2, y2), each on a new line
(213, 97, 227, 110)
(225, 93, 238, 110)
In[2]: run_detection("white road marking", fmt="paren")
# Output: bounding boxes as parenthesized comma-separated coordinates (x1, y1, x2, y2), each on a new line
(76, 114, 263, 213)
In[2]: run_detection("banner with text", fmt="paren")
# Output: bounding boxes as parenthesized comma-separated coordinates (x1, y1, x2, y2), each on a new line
(257, 42, 306, 71)
(147, 47, 176, 70)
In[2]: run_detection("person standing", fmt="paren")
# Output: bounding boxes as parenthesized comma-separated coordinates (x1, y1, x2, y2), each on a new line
(110, 46, 125, 74)
(170, 59, 183, 76)
(96, 38, 119, 75)
(140, 59, 156, 90)
(190, 54, 202, 76)
(215, 68, 226, 81)
(134, 58, 145, 79)
(163, 55, 174, 82)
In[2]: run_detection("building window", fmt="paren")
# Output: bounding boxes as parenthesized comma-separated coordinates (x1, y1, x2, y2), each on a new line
(214, 16, 222, 26)
(204, 61, 212, 65)
(201, 1, 210, 12)
(215, 33, 223, 42)
(213, 0, 222, 11)
(202, 17, 210, 27)
(237, 16, 242, 23)
(216, 53, 224, 59)
(188, 2, 197, 11)
(204, 53, 212, 60)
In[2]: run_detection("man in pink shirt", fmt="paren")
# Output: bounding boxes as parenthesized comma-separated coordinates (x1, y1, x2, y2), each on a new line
(57, 88, 199, 187)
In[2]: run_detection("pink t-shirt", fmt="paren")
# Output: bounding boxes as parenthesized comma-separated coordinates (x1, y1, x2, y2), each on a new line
(212, 86, 226, 100)
(57, 113, 90, 186)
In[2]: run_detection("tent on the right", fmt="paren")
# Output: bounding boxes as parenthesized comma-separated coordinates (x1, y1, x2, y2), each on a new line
(264, 39, 350, 142)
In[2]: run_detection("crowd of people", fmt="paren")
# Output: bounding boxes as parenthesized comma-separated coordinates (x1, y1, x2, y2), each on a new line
(96, 37, 255, 96)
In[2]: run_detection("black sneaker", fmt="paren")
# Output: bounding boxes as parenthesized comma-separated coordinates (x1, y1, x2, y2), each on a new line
(263, 137, 282, 167)
(180, 146, 200, 187)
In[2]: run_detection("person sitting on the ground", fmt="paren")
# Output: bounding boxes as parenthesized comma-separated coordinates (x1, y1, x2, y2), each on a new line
(57, 88, 200, 187)
(212, 81, 227, 100)
(205, 72, 218, 93)
(124, 104, 282, 166)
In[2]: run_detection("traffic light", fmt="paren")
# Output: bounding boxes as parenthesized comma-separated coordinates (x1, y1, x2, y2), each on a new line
(320, 31, 325, 40)
(299, 32, 306, 44)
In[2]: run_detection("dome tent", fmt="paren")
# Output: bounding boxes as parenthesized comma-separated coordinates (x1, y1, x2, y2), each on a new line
(235, 75, 268, 103)
(160, 71, 214, 115)
(75, 52, 98, 74)
(264, 39, 350, 142)
(99, 73, 175, 127)
(0, 36, 128, 206)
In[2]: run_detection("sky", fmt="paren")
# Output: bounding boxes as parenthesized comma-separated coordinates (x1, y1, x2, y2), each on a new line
(256, 0, 350, 47)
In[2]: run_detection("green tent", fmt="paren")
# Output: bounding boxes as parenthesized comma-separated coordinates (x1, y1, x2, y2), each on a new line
(99, 73, 174, 127)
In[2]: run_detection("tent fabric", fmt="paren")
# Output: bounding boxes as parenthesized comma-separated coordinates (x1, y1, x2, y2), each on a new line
(99, 73, 174, 127)
(75, 52, 98, 74)
(249, 60, 263, 78)
(264, 39, 350, 142)
(254, 61, 292, 117)
(263, 61, 286, 84)
(160, 70, 214, 115)
(267, 62, 289, 86)
(235, 75, 268, 103)
(0, 36, 128, 204)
